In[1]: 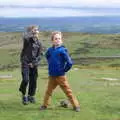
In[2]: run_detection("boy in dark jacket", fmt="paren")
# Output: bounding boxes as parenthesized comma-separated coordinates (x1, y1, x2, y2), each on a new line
(19, 25, 43, 105)
(40, 31, 80, 112)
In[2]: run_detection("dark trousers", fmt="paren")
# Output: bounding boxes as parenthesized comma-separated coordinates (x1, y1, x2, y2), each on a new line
(19, 64, 38, 96)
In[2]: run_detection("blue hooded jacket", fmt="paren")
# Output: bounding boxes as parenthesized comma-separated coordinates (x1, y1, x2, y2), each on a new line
(46, 45, 73, 76)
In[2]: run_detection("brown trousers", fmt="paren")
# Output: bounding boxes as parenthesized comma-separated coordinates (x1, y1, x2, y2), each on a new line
(43, 76, 79, 108)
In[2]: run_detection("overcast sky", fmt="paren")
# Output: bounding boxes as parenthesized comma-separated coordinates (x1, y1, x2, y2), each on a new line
(0, 0, 120, 17)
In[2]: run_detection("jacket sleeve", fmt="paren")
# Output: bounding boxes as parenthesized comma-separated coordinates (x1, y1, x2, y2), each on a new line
(32, 42, 44, 66)
(45, 49, 50, 61)
(20, 38, 29, 62)
(62, 48, 73, 72)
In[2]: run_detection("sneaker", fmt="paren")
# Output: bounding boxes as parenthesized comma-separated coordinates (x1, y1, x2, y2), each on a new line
(73, 106, 80, 112)
(40, 105, 47, 111)
(28, 96, 36, 103)
(22, 96, 28, 105)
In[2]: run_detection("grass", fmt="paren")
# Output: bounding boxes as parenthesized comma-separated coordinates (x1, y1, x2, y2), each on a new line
(0, 66, 120, 120)
(0, 32, 120, 119)
(1, 32, 120, 69)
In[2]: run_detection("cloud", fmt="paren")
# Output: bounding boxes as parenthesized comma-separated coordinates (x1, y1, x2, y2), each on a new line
(0, 0, 120, 8)
(0, 7, 120, 17)
(0, 0, 120, 17)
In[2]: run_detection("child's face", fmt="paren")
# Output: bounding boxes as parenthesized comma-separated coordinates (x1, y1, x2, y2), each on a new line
(31, 27, 39, 37)
(52, 34, 63, 46)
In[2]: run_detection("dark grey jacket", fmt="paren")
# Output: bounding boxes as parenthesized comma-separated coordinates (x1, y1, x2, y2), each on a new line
(20, 37, 43, 66)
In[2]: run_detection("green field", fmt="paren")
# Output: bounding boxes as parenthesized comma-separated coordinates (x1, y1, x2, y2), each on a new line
(1, 32, 120, 68)
(0, 32, 120, 120)
(0, 67, 120, 120)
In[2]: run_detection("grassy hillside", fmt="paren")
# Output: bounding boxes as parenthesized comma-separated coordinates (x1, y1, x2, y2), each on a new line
(0, 32, 120, 120)
(0, 32, 120, 70)
(0, 67, 120, 120)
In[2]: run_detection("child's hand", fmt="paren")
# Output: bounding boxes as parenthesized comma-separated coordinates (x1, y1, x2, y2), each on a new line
(28, 63, 34, 68)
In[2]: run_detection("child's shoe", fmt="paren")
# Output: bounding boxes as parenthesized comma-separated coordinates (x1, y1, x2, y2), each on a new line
(22, 96, 28, 105)
(73, 106, 80, 112)
(28, 96, 36, 103)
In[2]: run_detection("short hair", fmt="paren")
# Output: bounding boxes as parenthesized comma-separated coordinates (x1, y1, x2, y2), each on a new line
(26, 25, 39, 32)
(51, 31, 63, 41)
(23, 25, 39, 39)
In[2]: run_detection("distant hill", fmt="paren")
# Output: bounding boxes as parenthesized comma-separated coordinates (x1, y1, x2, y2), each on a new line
(0, 32, 120, 70)
(0, 16, 120, 33)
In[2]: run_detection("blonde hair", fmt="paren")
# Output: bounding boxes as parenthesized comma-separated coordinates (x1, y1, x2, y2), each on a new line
(51, 31, 63, 41)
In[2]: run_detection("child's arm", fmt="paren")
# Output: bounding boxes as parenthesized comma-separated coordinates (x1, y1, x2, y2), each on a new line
(32, 42, 44, 66)
(62, 48, 73, 72)
(20, 38, 29, 62)
(45, 49, 50, 61)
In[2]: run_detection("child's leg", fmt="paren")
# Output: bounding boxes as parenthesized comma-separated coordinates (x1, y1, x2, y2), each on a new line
(19, 65, 29, 95)
(28, 67, 38, 96)
(57, 76, 80, 108)
(43, 76, 57, 107)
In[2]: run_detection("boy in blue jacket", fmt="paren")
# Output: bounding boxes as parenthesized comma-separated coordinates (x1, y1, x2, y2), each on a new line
(40, 31, 80, 112)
